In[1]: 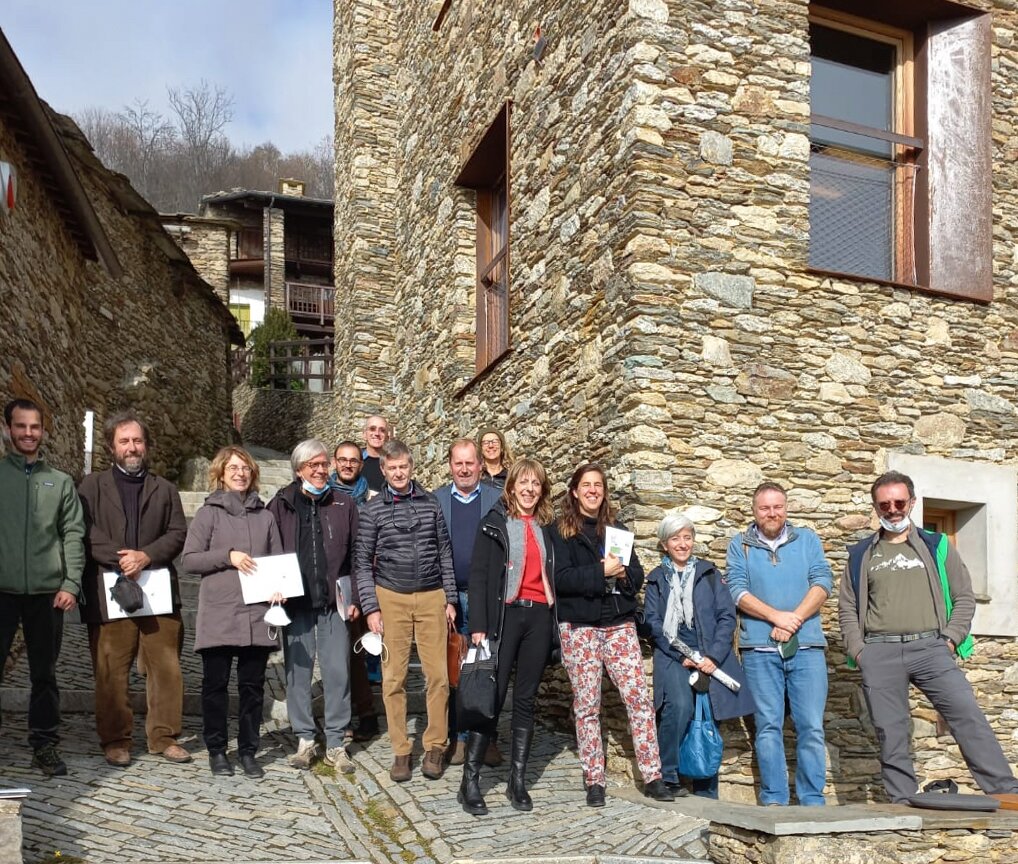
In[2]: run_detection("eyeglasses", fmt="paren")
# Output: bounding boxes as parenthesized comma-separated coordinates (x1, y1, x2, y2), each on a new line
(481, 439, 500, 447)
(304, 461, 330, 472)
(225, 465, 252, 475)
(875, 499, 911, 513)
(335, 457, 362, 466)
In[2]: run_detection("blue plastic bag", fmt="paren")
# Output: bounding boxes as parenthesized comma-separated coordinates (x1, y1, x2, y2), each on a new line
(678, 691, 723, 779)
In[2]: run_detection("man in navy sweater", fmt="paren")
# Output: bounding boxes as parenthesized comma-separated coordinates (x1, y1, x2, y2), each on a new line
(434, 438, 502, 765)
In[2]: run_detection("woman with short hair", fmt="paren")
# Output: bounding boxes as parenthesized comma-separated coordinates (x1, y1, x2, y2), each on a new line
(477, 427, 514, 490)
(182, 446, 282, 778)
(458, 458, 556, 816)
(550, 463, 674, 806)
(644, 512, 755, 797)
(267, 438, 360, 774)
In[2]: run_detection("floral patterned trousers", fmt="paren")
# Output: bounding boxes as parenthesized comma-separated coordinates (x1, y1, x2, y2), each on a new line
(559, 620, 663, 786)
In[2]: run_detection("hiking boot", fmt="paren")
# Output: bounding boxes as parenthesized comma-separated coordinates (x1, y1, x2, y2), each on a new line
(325, 746, 355, 774)
(353, 714, 380, 742)
(288, 738, 319, 769)
(390, 753, 412, 782)
(483, 740, 503, 767)
(446, 739, 466, 765)
(32, 744, 67, 777)
(421, 747, 445, 780)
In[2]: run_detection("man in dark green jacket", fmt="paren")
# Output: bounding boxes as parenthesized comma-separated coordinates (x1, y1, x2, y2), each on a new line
(0, 398, 85, 777)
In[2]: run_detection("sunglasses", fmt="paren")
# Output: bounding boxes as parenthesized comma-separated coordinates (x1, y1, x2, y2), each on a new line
(875, 499, 911, 513)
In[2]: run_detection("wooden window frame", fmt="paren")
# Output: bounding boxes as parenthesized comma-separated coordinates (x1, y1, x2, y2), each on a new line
(922, 506, 957, 545)
(455, 101, 512, 376)
(809, 9, 919, 285)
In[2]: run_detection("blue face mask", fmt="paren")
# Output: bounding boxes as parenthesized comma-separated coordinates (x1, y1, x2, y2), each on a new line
(302, 479, 328, 497)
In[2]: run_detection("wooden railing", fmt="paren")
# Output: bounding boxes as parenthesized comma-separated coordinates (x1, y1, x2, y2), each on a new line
(285, 282, 335, 325)
(232, 339, 333, 391)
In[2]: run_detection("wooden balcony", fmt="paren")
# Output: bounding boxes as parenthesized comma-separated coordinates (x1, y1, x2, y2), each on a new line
(286, 282, 335, 326)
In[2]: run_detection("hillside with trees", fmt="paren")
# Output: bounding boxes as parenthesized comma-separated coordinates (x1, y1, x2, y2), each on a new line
(74, 80, 332, 213)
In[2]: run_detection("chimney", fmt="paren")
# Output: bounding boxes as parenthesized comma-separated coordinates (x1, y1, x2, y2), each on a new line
(278, 178, 305, 197)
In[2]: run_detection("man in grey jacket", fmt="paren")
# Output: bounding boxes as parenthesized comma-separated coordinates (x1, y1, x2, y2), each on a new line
(355, 440, 456, 783)
(840, 470, 1018, 803)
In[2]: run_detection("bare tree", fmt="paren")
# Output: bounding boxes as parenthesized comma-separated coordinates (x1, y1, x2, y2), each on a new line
(167, 79, 235, 200)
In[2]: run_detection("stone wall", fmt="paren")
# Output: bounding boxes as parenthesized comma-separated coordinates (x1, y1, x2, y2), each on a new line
(264, 206, 286, 310)
(332, 0, 1018, 798)
(0, 110, 235, 480)
(233, 382, 344, 454)
(168, 217, 233, 305)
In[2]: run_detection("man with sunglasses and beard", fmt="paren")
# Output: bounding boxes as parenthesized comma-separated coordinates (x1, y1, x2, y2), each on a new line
(354, 440, 457, 784)
(840, 470, 1018, 803)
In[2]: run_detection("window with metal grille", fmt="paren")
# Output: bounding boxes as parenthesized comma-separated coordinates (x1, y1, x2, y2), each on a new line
(455, 101, 511, 374)
(809, 14, 920, 284)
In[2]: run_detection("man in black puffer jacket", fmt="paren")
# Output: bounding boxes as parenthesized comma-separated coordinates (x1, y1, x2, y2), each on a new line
(354, 440, 457, 784)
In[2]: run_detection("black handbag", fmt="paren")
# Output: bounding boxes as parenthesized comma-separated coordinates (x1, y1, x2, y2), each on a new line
(455, 646, 498, 731)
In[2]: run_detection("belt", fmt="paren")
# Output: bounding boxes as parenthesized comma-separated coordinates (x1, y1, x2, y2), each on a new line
(506, 598, 547, 608)
(864, 630, 940, 644)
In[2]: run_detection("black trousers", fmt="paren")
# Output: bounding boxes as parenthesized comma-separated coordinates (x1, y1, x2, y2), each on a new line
(485, 603, 553, 735)
(0, 592, 63, 750)
(200, 645, 272, 756)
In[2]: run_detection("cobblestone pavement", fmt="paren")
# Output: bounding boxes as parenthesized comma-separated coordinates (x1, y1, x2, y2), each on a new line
(2, 574, 709, 863)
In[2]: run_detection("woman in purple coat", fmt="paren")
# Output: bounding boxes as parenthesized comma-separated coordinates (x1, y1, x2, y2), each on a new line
(182, 446, 282, 779)
(644, 512, 755, 798)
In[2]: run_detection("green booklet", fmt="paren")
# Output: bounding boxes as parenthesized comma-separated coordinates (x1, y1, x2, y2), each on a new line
(775, 633, 799, 660)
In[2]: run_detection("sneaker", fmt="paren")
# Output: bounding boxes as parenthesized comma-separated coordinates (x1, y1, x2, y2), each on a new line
(32, 744, 67, 777)
(288, 738, 319, 770)
(421, 747, 445, 780)
(325, 746, 355, 774)
(390, 753, 412, 782)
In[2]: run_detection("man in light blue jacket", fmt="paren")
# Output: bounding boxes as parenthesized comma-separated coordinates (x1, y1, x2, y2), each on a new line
(726, 482, 832, 806)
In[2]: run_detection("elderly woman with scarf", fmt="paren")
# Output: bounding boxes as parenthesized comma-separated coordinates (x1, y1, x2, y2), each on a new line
(644, 512, 755, 797)
(458, 458, 556, 816)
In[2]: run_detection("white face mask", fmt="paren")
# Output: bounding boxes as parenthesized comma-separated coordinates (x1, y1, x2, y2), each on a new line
(879, 515, 912, 534)
(355, 631, 388, 662)
(264, 601, 291, 640)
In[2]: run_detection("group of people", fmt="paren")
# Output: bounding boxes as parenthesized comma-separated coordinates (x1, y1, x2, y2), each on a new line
(2, 397, 1017, 813)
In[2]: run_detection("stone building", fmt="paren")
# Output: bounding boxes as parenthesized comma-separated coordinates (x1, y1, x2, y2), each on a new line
(331, 0, 1018, 801)
(0, 27, 240, 479)
(165, 183, 336, 342)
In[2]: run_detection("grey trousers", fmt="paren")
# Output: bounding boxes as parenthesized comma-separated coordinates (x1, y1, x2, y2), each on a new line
(283, 605, 351, 749)
(860, 637, 1018, 802)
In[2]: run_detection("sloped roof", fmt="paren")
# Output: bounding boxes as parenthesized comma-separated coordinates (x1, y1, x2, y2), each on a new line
(0, 26, 121, 276)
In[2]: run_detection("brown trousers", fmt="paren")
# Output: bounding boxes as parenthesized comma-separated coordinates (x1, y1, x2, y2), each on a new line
(375, 586, 448, 756)
(87, 613, 184, 752)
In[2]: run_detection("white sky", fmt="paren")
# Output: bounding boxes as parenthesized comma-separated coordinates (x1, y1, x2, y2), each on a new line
(2, 0, 334, 153)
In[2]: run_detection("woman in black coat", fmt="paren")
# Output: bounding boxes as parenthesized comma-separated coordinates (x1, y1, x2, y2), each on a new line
(644, 512, 755, 798)
(549, 463, 674, 806)
(459, 458, 556, 816)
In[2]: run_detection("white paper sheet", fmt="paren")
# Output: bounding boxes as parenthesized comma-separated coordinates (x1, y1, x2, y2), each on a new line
(239, 553, 306, 604)
(102, 569, 173, 619)
(604, 526, 635, 566)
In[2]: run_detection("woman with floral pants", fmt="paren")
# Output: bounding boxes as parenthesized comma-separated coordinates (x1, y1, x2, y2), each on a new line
(549, 463, 674, 807)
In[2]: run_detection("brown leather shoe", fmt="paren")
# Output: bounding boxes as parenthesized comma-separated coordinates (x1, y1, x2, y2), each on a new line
(162, 744, 192, 763)
(390, 753, 412, 783)
(483, 740, 504, 767)
(446, 739, 466, 766)
(104, 745, 131, 767)
(421, 747, 445, 780)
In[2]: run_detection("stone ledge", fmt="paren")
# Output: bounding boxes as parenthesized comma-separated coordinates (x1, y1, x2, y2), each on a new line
(0, 800, 22, 864)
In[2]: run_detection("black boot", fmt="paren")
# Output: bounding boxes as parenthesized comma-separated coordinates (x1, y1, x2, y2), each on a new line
(506, 726, 534, 812)
(457, 732, 488, 816)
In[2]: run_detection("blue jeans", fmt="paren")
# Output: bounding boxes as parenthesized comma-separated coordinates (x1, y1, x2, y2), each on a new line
(741, 648, 827, 806)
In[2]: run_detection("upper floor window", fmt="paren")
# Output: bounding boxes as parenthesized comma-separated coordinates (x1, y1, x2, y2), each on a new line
(455, 101, 511, 374)
(808, 3, 992, 302)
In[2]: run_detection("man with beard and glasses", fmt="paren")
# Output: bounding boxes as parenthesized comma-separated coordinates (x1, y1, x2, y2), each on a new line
(354, 440, 457, 783)
(0, 399, 85, 777)
(840, 470, 1018, 803)
(78, 411, 189, 767)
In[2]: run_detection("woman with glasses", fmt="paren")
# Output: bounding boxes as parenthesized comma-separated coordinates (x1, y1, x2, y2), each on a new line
(644, 512, 754, 798)
(550, 463, 674, 805)
(267, 439, 360, 773)
(458, 458, 556, 816)
(477, 427, 514, 490)
(182, 446, 282, 778)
